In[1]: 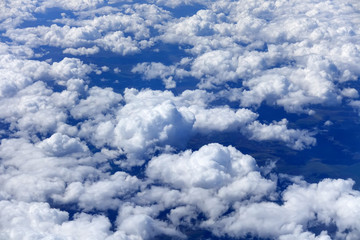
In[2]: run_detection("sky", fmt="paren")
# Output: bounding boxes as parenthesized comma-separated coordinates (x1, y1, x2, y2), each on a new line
(0, 0, 360, 239)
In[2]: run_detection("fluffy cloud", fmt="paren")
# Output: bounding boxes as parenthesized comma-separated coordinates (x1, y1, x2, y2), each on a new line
(0, 133, 143, 211)
(96, 31, 141, 55)
(0, 82, 70, 136)
(147, 143, 274, 192)
(245, 119, 316, 150)
(0, 200, 143, 240)
(4, 3, 170, 55)
(132, 61, 190, 89)
(63, 46, 100, 56)
(54, 172, 142, 211)
(116, 203, 185, 239)
(207, 178, 360, 239)
(71, 86, 122, 119)
(146, 0, 360, 112)
(144, 144, 360, 239)
(1, 1, 359, 239)
(112, 89, 194, 161)
(73, 87, 315, 164)
(37, 133, 89, 157)
(0, 0, 37, 30)
(153, 0, 209, 8)
(40, 0, 105, 11)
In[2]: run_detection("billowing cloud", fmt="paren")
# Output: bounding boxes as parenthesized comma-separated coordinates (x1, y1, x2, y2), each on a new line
(1, 0, 359, 239)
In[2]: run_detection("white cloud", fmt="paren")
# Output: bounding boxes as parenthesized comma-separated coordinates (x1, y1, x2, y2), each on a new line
(50, 57, 94, 81)
(1, 1, 359, 239)
(150, 0, 360, 113)
(71, 87, 316, 163)
(0, 200, 142, 240)
(0, 200, 69, 239)
(37, 133, 89, 157)
(190, 106, 258, 132)
(245, 119, 316, 150)
(207, 177, 360, 239)
(132, 61, 190, 88)
(0, 0, 37, 30)
(71, 86, 122, 119)
(147, 143, 271, 190)
(116, 203, 185, 239)
(0, 82, 70, 136)
(341, 88, 359, 99)
(40, 0, 105, 11)
(4, 3, 171, 56)
(63, 46, 100, 56)
(54, 172, 142, 211)
(96, 31, 141, 55)
(112, 88, 194, 161)
(153, 0, 209, 8)
(145, 143, 277, 220)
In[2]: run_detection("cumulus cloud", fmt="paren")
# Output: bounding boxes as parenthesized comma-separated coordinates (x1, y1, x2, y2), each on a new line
(143, 144, 360, 239)
(1, 1, 360, 239)
(37, 133, 89, 157)
(40, 0, 105, 11)
(147, 143, 274, 192)
(112, 88, 194, 161)
(245, 119, 317, 150)
(4, 3, 171, 56)
(0, 0, 37, 30)
(341, 88, 359, 99)
(153, 0, 209, 8)
(97, 31, 141, 55)
(72, 87, 315, 164)
(0, 200, 142, 240)
(71, 86, 122, 119)
(145, 0, 360, 113)
(63, 46, 100, 56)
(207, 177, 360, 239)
(132, 58, 192, 88)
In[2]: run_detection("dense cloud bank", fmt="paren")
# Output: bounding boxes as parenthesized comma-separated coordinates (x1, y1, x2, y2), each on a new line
(0, 0, 360, 239)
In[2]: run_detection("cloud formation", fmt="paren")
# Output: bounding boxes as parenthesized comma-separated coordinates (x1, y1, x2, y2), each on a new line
(0, 0, 359, 239)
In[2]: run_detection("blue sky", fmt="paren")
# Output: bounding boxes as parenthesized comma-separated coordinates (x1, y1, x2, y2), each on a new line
(0, 0, 360, 239)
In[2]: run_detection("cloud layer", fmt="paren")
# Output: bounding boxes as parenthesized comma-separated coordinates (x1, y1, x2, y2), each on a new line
(0, 0, 359, 239)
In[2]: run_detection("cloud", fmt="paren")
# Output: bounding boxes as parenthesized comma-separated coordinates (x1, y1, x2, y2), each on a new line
(71, 86, 316, 165)
(145, 143, 277, 220)
(71, 86, 122, 119)
(112, 88, 194, 162)
(207, 177, 360, 239)
(4, 3, 171, 56)
(147, 143, 273, 190)
(147, 0, 360, 113)
(96, 31, 141, 55)
(132, 62, 189, 89)
(116, 203, 185, 240)
(0, 82, 70, 136)
(341, 88, 359, 99)
(0, 200, 142, 240)
(50, 57, 94, 81)
(37, 133, 89, 157)
(0, 0, 37, 30)
(1, 1, 359, 239)
(144, 144, 360, 239)
(0, 136, 97, 202)
(245, 119, 316, 150)
(63, 46, 100, 56)
(40, 0, 105, 11)
(153, 0, 209, 8)
(54, 172, 142, 211)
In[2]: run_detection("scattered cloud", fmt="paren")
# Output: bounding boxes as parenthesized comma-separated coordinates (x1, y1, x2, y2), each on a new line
(0, 0, 359, 239)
